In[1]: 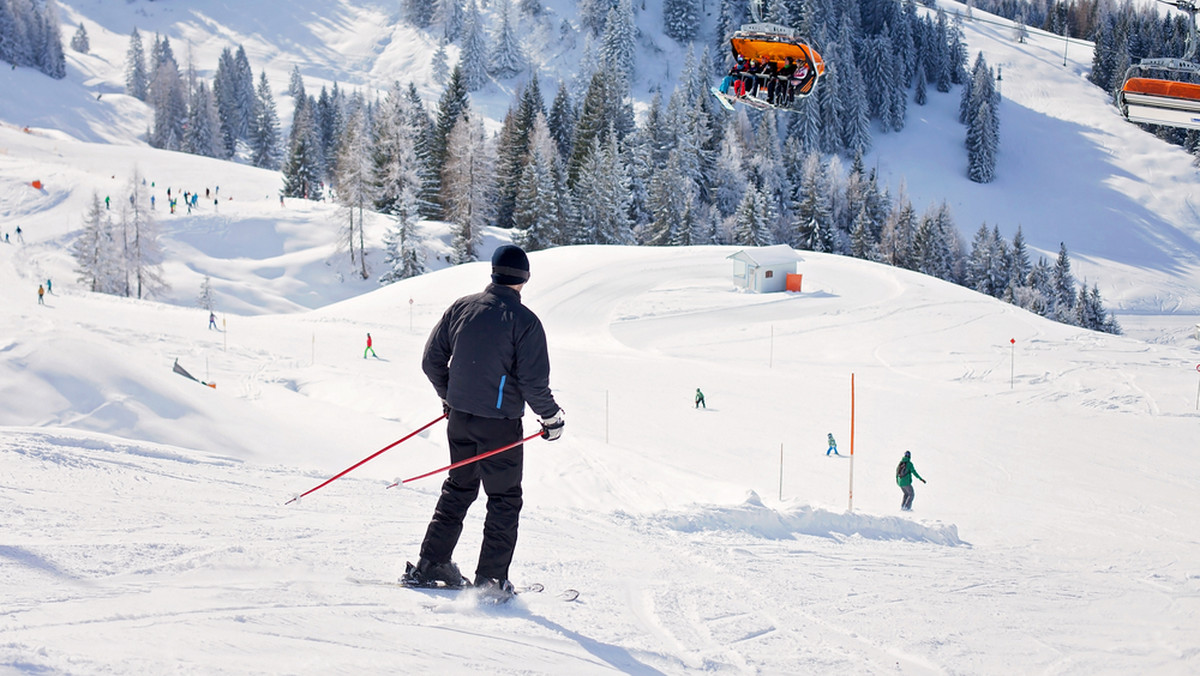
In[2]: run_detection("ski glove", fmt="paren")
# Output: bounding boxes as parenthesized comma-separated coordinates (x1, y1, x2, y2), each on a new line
(441, 399, 451, 416)
(539, 409, 565, 441)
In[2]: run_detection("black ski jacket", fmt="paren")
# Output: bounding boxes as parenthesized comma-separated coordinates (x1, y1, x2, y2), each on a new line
(422, 283, 559, 420)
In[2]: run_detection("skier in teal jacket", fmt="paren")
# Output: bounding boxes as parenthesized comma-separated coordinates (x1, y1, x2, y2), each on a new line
(896, 451, 925, 511)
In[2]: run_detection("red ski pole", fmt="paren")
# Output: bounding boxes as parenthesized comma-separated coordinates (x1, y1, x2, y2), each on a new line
(386, 430, 543, 489)
(285, 414, 446, 505)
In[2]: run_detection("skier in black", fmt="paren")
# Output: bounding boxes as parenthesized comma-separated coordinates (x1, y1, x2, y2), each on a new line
(406, 245, 564, 598)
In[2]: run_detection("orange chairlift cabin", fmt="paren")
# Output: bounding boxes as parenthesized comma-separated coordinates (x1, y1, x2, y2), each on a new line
(712, 0, 825, 113)
(1117, 0, 1200, 131)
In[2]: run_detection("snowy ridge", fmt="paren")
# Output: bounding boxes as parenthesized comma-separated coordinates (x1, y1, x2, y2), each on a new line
(649, 491, 966, 545)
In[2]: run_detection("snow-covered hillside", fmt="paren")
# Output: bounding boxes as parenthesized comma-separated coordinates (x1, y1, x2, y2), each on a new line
(2, 1, 1200, 674)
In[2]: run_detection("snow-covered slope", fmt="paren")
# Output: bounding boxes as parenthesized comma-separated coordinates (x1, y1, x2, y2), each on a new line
(4, 242, 1200, 674)
(2, 1, 1200, 674)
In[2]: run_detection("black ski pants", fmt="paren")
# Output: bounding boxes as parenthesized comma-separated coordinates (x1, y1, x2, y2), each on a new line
(901, 484, 915, 510)
(419, 410, 524, 581)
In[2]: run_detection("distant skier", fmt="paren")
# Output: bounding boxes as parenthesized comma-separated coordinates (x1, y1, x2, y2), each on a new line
(208, 312, 217, 330)
(104, 196, 110, 210)
(15, 225, 23, 243)
(694, 388, 706, 409)
(896, 451, 926, 511)
(37, 284, 45, 305)
(46, 279, 52, 294)
(826, 433, 839, 456)
(364, 332, 377, 359)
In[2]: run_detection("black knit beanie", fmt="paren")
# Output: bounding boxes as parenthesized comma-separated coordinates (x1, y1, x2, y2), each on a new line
(491, 245, 530, 285)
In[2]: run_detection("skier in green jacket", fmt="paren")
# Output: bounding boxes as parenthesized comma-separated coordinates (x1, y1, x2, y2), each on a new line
(896, 450, 926, 511)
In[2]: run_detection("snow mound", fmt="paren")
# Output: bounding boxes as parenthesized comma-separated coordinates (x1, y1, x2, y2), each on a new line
(652, 491, 966, 546)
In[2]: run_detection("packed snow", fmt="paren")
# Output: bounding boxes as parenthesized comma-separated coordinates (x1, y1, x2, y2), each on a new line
(2, 0, 1199, 674)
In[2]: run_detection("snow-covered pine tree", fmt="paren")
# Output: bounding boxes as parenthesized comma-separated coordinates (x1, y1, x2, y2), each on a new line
(839, 52, 872, 156)
(732, 187, 775, 247)
(443, 113, 496, 264)
(966, 222, 997, 295)
(792, 152, 832, 250)
(548, 81, 576, 162)
(601, 0, 636, 88)
(816, 43, 845, 155)
(967, 97, 997, 183)
(335, 102, 374, 279)
(663, 0, 701, 43)
(250, 70, 281, 169)
(232, 46, 256, 145)
(0, 1, 15, 65)
(850, 204, 880, 260)
(403, 0, 434, 27)
(435, 0, 465, 42)
(125, 171, 168, 300)
(184, 80, 223, 158)
(712, 117, 750, 219)
(38, 0, 66, 79)
(316, 84, 344, 182)
(197, 275, 216, 312)
(879, 191, 917, 267)
(281, 100, 324, 200)
(934, 10, 952, 93)
(1049, 242, 1076, 323)
(429, 65, 471, 218)
(492, 79, 542, 230)
(431, 41, 449, 85)
(512, 113, 565, 251)
(459, 0, 490, 91)
(574, 129, 634, 245)
(400, 83, 440, 220)
(125, 28, 148, 100)
(70, 22, 88, 53)
(1008, 225, 1031, 284)
(914, 66, 927, 105)
(70, 193, 108, 292)
(374, 81, 432, 228)
(149, 37, 186, 151)
(489, 0, 526, 79)
(862, 32, 895, 129)
(378, 194, 427, 284)
(213, 48, 239, 157)
(578, 0, 613, 36)
(645, 148, 698, 246)
(288, 64, 304, 100)
(567, 69, 616, 187)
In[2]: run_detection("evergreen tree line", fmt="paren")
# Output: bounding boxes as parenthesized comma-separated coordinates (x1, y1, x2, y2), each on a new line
(0, 0, 66, 79)
(124, 29, 281, 169)
(962, 0, 1102, 40)
(70, 171, 168, 301)
(965, 225, 1120, 332)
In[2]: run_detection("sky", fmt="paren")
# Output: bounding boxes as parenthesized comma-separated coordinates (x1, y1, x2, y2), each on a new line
(1, 0, 1199, 674)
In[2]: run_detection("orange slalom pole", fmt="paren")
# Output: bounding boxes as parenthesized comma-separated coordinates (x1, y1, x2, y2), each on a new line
(285, 414, 446, 505)
(848, 373, 856, 512)
(386, 431, 543, 488)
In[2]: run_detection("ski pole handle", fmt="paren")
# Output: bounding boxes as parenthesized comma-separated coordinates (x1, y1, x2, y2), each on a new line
(285, 413, 447, 505)
(387, 431, 543, 489)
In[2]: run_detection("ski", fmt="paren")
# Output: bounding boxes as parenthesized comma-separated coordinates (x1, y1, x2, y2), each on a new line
(347, 576, 579, 602)
(710, 86, 736, 111)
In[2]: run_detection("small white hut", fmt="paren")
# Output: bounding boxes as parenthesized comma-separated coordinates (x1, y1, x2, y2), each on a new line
(726, 245, 802, 293)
